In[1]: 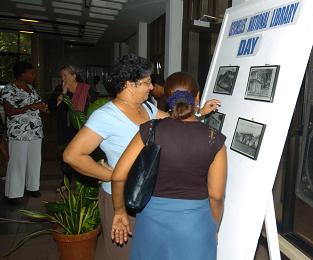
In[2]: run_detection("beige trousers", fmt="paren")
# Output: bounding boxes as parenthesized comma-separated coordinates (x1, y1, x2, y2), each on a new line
(99, 188, 135, 260)
(5, 139, 42, 198)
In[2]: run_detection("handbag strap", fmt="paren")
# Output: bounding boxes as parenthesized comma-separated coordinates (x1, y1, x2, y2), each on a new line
(145, 119, 159, 145)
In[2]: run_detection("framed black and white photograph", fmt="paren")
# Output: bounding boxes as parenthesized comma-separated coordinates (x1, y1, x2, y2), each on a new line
(213, 66, 239, 95)
(244, 65, 280, 102)
(203, 112, 225, 131)
(230, 118, 266, 160)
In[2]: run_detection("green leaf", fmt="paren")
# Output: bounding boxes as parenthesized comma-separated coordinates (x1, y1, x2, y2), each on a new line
(3, 229, 55, 257)
(19, 210, 54, 221)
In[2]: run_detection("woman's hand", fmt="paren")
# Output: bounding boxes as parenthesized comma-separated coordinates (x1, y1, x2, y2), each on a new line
(200, 99, 221, 116)
(33, 102, 48, 111)
(98, 160, 113, 184)
(62, 81, 68, 95)
(56, 94, 63, 106)
(111, 211, 132, 245)
(99, 159, 113, 171)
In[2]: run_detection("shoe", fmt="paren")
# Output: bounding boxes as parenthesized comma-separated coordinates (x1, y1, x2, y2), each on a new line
(26, 190, 41, 198)
(4, 197, 21, 206)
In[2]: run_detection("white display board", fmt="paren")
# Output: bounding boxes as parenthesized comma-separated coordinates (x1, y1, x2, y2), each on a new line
(201, 0, 313, 259)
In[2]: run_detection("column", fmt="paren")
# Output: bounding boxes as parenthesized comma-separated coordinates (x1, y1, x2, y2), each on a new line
(113, 42, 120, 60)
(164, 0, 183, 77)
(137, 22, 148, 58)
(120, 42, 129, 56)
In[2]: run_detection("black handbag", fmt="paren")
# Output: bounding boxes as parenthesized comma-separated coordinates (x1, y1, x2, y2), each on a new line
(124, 119, 161, 212)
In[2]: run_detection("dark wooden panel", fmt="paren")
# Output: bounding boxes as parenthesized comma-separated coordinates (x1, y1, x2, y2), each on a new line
(148, 14, 165, 78)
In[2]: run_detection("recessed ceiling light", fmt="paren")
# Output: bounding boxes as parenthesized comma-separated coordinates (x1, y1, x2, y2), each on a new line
(54, 8, 81, 16)
(11, 0, 43, 5)
(85, 22, 108, 28)
(19, 30, 34, 34)
(91, 0, 122, 10)
(89, 13, 115, 20)
(20, 18, 39, 23)
(89, 7, 118, 15)
(52, 1, 82, 11)
(16, 4, 46, 11)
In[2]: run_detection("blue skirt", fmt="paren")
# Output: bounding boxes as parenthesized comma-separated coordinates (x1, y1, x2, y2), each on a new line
(130, 196, 217, 260)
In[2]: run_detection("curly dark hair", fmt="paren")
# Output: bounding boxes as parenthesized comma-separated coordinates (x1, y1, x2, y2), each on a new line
(109, 54, 153, 93)
(151, 73, 165, 86)
(13, 61, 34, 78)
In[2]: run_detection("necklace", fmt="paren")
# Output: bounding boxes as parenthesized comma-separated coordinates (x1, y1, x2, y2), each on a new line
(116, 97, 143, 114)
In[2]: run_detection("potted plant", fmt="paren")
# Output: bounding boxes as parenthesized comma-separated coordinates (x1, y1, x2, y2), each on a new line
(1, 176, 101, 260)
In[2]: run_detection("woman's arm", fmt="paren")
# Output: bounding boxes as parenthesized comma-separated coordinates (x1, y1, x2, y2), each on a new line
(111, 132, 145, 244)
(63, 126, 112, 181)
(156, 109, 169, 119)
(207, 145, 227, 228)
(199, 99, 221, 117)
(3, 101, 47, 117)
(156, 99, 221, 119)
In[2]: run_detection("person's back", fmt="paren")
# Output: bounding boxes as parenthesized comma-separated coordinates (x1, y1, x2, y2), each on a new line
(140, 117, 225, 200)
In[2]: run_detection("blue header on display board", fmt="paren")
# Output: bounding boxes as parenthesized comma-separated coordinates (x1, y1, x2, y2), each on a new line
(230, 1, 301, 57)
(229, 1, 300, 37)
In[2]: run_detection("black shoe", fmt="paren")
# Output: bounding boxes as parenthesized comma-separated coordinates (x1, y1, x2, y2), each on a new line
(26, 190, 41, 198)
(4, 197, 21, 206)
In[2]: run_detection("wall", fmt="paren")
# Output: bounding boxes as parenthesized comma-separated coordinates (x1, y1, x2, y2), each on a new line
(232, 0, 248, 6)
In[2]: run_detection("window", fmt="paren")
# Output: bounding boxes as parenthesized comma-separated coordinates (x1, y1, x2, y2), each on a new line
(19, 34, 32, 54)
(273, 52, 313, 257)
(0, 31, 32, 83)
(0, 32, 18, 53)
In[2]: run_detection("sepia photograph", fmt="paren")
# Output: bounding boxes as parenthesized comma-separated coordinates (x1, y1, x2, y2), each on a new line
(230, 118, 266, 160)
(244, 65, 280, 102)
(203, 112, 225, 131)
(213, 66, 239, 95)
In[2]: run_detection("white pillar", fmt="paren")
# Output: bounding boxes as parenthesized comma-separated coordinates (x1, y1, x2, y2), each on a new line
(120, 42, 129, 56)
(113, 42, 120, 60)
(138, 22, 148, 58)
(164, 0, 183, 78)
(232, 0, 249, 6)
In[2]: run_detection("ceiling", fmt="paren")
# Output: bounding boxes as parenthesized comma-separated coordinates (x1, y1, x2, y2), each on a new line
(0, 0, 166, 45)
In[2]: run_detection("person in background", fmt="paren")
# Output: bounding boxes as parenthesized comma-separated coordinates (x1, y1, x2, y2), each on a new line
(63, 54, 221, 259)
(111, 72, 227, 260)
(48, 65, 94, 187)
(94, 75, 108, 97)
(0, 61, 48, 205)
(149, 74, 168, 111)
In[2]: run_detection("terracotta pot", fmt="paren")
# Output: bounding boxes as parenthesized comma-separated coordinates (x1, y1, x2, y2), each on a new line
(53, 226, 101, 260)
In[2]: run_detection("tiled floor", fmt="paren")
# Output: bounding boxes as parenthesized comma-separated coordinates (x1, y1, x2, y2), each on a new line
(0, 115, 270, 260)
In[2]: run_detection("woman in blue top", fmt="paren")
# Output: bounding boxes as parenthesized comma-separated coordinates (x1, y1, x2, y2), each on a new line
(63, 54, 221, 259)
